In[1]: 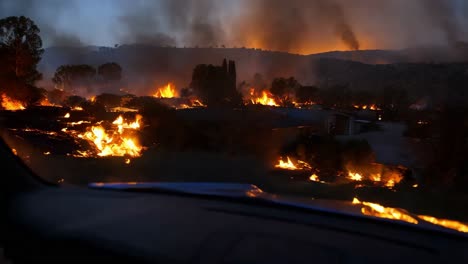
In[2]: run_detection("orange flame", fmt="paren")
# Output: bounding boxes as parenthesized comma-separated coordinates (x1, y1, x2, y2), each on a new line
(275, 156, 312, 170)
(346, 166, 402, 188)
(348, 172, 363, 181)
(1, 94, 25, 111)
(275, 156, 298, 170)
(153, 83, 177, 98)
(75, 115, 143, 158)
(251, 91, 278, 106)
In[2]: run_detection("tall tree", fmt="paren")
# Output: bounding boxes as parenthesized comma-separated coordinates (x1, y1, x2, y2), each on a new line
(0, 16, 44, 105)
(52, 64, 96, 94)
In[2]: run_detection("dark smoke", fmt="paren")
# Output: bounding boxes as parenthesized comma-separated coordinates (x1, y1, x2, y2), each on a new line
(0, 0, 84, 47)
(423, 0, 460, 45)
(117, 0, 224, 47)
(321, 1, 360, 50)
(163, 0, 225, 46)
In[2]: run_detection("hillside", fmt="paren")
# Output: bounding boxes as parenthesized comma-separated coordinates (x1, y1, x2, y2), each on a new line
(38, 45, 468, 96)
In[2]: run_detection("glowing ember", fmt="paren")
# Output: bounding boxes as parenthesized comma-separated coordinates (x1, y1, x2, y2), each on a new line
(73, 106, 83, 111)
(190, 99, 206, 107)
(251, 91, 278, 106)
(90, 96, 96, 102)
(64, 113, 70, 118)
(11, 148, 17, 155)
(125, 158, 131, 164)
(418, 215, 468, 233)
(1, 94, 25, 111)
(352, 198, 418, 224)
(154, 83, 177, 98)
(353, 104, 380, 111)
(309, 174, 319, 182)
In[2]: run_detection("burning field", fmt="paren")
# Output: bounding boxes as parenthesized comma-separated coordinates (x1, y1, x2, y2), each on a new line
(1, 54, 468, 233)
(3, 82, 468, 235)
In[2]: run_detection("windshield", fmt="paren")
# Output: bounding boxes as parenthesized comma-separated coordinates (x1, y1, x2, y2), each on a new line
(1, 0, 468, 234)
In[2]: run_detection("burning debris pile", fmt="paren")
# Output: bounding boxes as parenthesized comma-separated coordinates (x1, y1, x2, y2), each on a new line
(63, 114, 143, 158)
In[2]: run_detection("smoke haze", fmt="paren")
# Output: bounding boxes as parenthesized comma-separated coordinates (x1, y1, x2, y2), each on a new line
(0, 0, 466, 53)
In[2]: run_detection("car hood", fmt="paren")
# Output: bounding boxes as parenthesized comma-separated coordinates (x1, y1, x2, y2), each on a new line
(88, 181, 468, 236)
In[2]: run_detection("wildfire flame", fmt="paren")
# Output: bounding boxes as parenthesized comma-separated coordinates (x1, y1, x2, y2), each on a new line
(346, 167, 403, 189)
(75, 115, 143, 157)
(348, 172, 363, 181)
(1, 94, 25, 111)
(39, 98, 56, 107)
(251, 91, 278, 106)
(352, 198, 418, 224)
(154, 83, 177, 98)
(276, 156, 298, 170)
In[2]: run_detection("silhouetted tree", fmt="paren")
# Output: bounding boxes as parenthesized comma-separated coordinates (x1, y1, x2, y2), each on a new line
(270, 77, 301, 106)
(97, 62, 122, 81)
(95, 93, 122, 108)
(47, 88, 66, 105)
(63, 95, 86, 108)
(296, 86, 319, 103)
(319, 84, 352, 108)
(52, 64, 96, 93)
(0, 16, 45, 105)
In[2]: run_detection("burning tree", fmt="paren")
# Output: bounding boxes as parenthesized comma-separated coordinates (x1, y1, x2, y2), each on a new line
(0, 16, 45, 106)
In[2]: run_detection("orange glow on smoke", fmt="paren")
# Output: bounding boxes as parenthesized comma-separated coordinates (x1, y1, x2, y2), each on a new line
(153, 83, 178, 98)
